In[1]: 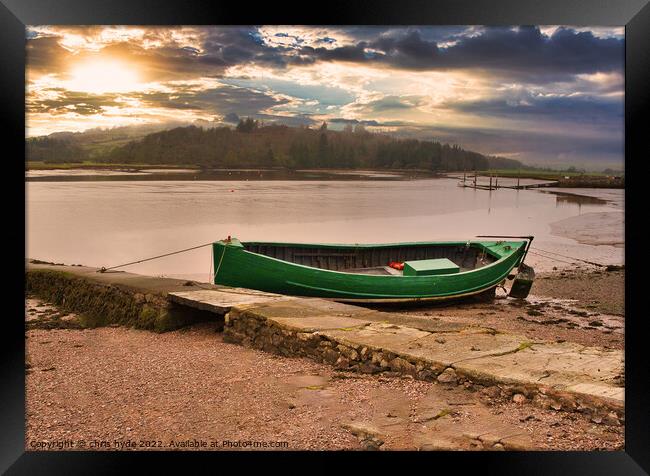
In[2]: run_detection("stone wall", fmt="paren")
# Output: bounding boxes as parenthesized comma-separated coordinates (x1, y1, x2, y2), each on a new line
(26, 269, 217, 332)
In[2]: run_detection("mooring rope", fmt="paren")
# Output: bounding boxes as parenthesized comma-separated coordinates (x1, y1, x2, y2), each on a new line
(529, 247, 607, 267)
(98, 241, 214, 273)
(96, 239, 611, 276)
(208, 245, 214, 283)
(213, 244, 228, 279)
(527, 249, 579, 265)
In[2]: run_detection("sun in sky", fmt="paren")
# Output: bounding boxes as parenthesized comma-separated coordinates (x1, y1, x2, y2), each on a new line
(66, 59, 141, 94)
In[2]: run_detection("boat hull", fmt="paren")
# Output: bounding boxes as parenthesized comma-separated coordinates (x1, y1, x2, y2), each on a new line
(212, 239, 528, 302)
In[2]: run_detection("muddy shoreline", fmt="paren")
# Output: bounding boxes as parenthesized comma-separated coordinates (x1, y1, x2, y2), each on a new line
(402, 267, 624, 350)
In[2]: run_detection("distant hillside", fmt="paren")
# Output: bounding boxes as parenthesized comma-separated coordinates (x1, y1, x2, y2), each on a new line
(26, 123, 183, 162)
(27, 136, 94, 163)
(27, 120, 524, 172)
(485, 155, 525, 170)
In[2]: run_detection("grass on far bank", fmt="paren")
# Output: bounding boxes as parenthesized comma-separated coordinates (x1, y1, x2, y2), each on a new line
(477, 169, 623, 180)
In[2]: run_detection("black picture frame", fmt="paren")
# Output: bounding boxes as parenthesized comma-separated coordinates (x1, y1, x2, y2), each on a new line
(3, 0, 648, 473)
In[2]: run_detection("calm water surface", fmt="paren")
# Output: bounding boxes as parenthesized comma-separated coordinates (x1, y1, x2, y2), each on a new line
(26, 178, 623, 281)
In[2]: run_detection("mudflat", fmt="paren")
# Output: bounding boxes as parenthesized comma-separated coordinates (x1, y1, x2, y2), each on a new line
(394, 267, 623, 351)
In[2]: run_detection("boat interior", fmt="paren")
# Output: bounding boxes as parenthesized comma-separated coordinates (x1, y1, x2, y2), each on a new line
(242, 242, 498, 276)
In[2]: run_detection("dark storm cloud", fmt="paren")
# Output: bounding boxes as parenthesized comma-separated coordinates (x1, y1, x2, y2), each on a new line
(26, 89, 122, 115)
(135, 84, 288, 116)
(26, 26, 623, 82)
(200, 27, 293, 70)
(329, 118, 381, 127)
(28, 83, 288, 118)
(26, 35, 73, 73)
(451, 94, 623, 125)
(255, 113, 317, 127)
(294, 26, 623, 80)
(309, 26, 473, 45)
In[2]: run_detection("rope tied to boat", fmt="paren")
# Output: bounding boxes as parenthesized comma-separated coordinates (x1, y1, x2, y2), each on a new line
(97, 241, 215, 273)
(528, 248, 608, 268)
(213, 244, 228, 280)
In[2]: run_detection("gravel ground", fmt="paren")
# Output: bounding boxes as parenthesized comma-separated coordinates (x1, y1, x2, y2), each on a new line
(26, 298, 623, 451)
(398, 267, 624, 350)
(533, 268, 624, 316)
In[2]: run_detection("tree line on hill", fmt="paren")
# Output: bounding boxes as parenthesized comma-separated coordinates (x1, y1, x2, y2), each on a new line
(26, 136, 87, 163)
(27, 119, 524, 172)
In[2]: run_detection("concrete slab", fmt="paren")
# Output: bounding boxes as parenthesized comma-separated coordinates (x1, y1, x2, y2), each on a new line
(271, 315, 373, 332)
(456, 342, 624, 406)
(402, 332, 528, 367)
(227, 300, 376, 324)
(169, 289, 292, 314)
(358, 312, 470, 333)
(321, 323, 431, 351)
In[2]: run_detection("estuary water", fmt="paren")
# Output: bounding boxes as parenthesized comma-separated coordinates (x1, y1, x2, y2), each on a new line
(26, 177, 624, 282)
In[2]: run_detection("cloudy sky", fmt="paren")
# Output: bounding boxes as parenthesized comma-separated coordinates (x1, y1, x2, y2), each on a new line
(26, 25, 624, 168)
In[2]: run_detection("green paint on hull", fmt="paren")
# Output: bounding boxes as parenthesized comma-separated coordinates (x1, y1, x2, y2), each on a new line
(212, 238, 527, 302)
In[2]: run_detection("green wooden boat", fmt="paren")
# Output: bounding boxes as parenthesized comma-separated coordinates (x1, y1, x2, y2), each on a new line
(212, 237, 533, 302)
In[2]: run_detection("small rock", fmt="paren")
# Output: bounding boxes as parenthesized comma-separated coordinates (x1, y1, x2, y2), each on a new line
(591, 415, 603, 424)
(435, 337, 446, 344)
(359, 363, 381, 374)
(322, 349, 339, 364)
(335, 356, 350, 369)
(603, 412, 620, 426)
(436, 368, 458, 384)
(390, 357, 415, 374)
(520, 414, 538, 422)
(512, 393, 527, 404)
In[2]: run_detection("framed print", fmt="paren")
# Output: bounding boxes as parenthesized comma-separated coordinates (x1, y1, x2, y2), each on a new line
(2, 0, 649, 472)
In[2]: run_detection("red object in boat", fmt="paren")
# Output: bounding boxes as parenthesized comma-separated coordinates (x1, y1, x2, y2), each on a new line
(388, 261, 404, 271)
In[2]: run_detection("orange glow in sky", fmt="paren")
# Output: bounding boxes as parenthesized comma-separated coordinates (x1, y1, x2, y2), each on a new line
(67, 60, 141, 94)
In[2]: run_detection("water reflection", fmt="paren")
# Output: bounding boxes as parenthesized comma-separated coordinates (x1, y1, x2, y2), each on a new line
(552, 192, 607, 206)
